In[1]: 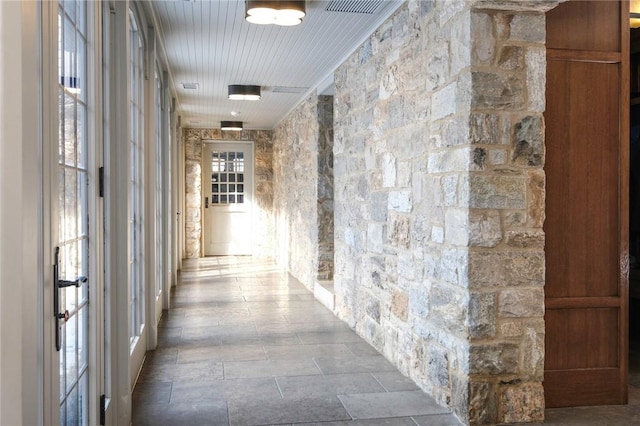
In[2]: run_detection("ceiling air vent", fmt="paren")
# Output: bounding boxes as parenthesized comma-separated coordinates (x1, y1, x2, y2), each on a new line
(325, 0, 384, 14)
(182, 82, 199, 90)
(270, 86, 308, 94)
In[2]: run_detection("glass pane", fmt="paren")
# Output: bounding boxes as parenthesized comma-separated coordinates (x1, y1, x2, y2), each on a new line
(237, 152, 244, 159)
(212, 195, 219, 204)
(58, 89, 65, 164)
(228, 174, 236, 183)
(64, 95, 77, 167)
(78, 305, 88, 369)
(65, 313, 78, 392)
(76, 0, 86, 36)
(220, 184, 227, 193)
(229, 184, 236, 192)
(220, 195, 227, 204)
(76, 106, 86, 168)
(220, 174, 227, 183)
(228, 152, 236, 160)
(212, 184, 218, 193)
(238, 194, 244, 204)
(238, 184, 244, 193)
(64, 169, 78, 241)
(66, 383, 78, 426)
(212, 173, 218, 182)
(77, 35, 86, 102)
(60, 324, 66, 400)
(237, 174, 244, 183)
(229, 194, 236, 203)
(79, 373, 88, 425)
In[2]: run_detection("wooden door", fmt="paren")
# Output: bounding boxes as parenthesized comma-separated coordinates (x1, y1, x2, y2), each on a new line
(544, 0, 629, 407)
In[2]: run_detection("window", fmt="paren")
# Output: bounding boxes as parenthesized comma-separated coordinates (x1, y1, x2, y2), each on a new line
(129, 9, 145, 344)
(155, 67, 163, 297)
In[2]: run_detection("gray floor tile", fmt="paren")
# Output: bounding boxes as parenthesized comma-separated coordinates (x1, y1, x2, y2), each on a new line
(345, 341, 382, 356)
(314, 355, 398, 375)
(338, 390, 449, 419)
(224, 359, 322, 379)
(297, 331, 367, 345)
(137, 361, 224, 383)
(264, 343, 353, 360)
(277, 373, 385, 398)
(294, 418, 417, 426)
(412, 413, 463, 426)
(132, 381, 172, 405)
(132, 400, 229, 426)
(228, 395, 351, 425)
(144, 348, 178, 365)
(372, 371, 420, 392)
(171, 377, 281, 403)
(178, 344, 267, 363)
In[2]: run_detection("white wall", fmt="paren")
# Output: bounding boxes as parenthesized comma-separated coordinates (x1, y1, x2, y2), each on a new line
(0, 1, 41, 424)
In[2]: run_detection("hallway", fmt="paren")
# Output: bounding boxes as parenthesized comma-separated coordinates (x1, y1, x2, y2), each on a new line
(131, 257, 461, 425)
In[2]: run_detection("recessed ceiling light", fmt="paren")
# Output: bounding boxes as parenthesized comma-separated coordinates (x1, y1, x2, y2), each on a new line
(228, 85, 261, 101)
(182, 82, 199, 90)
(230, 111, 241, 117)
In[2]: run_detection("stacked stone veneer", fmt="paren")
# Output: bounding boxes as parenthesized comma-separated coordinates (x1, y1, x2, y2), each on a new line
(332, 1, 554, 424)
(184, 128, 274, 258)
(273, 93, 334, 288)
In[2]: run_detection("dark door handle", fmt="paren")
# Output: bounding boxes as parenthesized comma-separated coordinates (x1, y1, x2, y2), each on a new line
(205, 197, 209, 208)
(53, 246, 87, 351)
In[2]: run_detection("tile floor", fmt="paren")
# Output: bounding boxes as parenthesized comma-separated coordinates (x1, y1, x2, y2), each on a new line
(133, 256, 640, 426)
(132, 257, 461, 426)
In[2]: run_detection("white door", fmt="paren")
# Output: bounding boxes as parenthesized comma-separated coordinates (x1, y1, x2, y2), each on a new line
(45, 1, 102, 424)
(203, 142, 254, 255)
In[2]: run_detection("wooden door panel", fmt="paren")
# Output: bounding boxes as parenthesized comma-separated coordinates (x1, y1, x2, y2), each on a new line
(547, 0, 621, 52)
(544, 0, 629, 408)
(545, 59, 620, 299)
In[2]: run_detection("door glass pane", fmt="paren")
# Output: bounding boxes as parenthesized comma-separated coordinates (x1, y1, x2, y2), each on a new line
(58, 1, 89, 424)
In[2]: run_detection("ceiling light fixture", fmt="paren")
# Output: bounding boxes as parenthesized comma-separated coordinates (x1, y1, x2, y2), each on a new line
(245, 1, 306, 26)
(221, 121, 243, 131)
(632, 0, 640, 28)
(228, 84, 261, 101)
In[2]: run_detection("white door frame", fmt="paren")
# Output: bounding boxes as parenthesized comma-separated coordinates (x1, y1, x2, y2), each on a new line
(41, 0, 105, 424)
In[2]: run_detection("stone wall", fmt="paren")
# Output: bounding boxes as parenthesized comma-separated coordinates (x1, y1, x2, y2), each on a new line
(332, 1, 550, 424)
(317, 95, 335, 280)
(273, 93, 319, 288)
(183, 128, 274, 258)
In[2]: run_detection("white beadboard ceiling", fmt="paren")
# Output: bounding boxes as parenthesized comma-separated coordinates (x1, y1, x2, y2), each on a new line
(151, 0, 403, 129)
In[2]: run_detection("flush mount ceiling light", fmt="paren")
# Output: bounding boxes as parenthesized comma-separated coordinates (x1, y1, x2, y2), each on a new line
(245, 1, 306, 26)
(632, 0, 640, 28)
(228, 85, 261, 101)
(221, 121, 243, 131)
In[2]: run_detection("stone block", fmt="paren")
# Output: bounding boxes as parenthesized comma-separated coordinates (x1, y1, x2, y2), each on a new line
(512, 115, 543, 167)
(431, 282, 466, 334)
(445, 208, 469, 246)
(498, 288, 544, 318)
(427, 148, 469, 173)
(527, 169, 545, 228)
(469, 379, 497, 425)
(469, 210, 502, 247)
(510, 14, 545, 42)
(391, 289, 409, 321)
(469, 343, 519, 375)
(381, 152, 396, 187)
(472, 12, 495, 64)
(498, 381, 544, 424)
(388, 190, 412, 213)
(506, 229, 544, 249)
(470, 113, 500, 145)
(389, 214, 411, 249)
(469, 175, 526, 209)
(489, 149, 506, 165)
(442, 175, 458, 207)
(469, 291, 496, 339)
(526, 47, 546, 112)
(471, 72, 524, 110)
(432, 82, 457, 121)
(431, 225, 444, 244)
(366, 295, 381, 324)
(409, 285, 430, 319)
(469, 251, 544, 288)
(427, 343, 450, 388)
(367, 222, 386, 254)
(370, 191, 388, 222)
